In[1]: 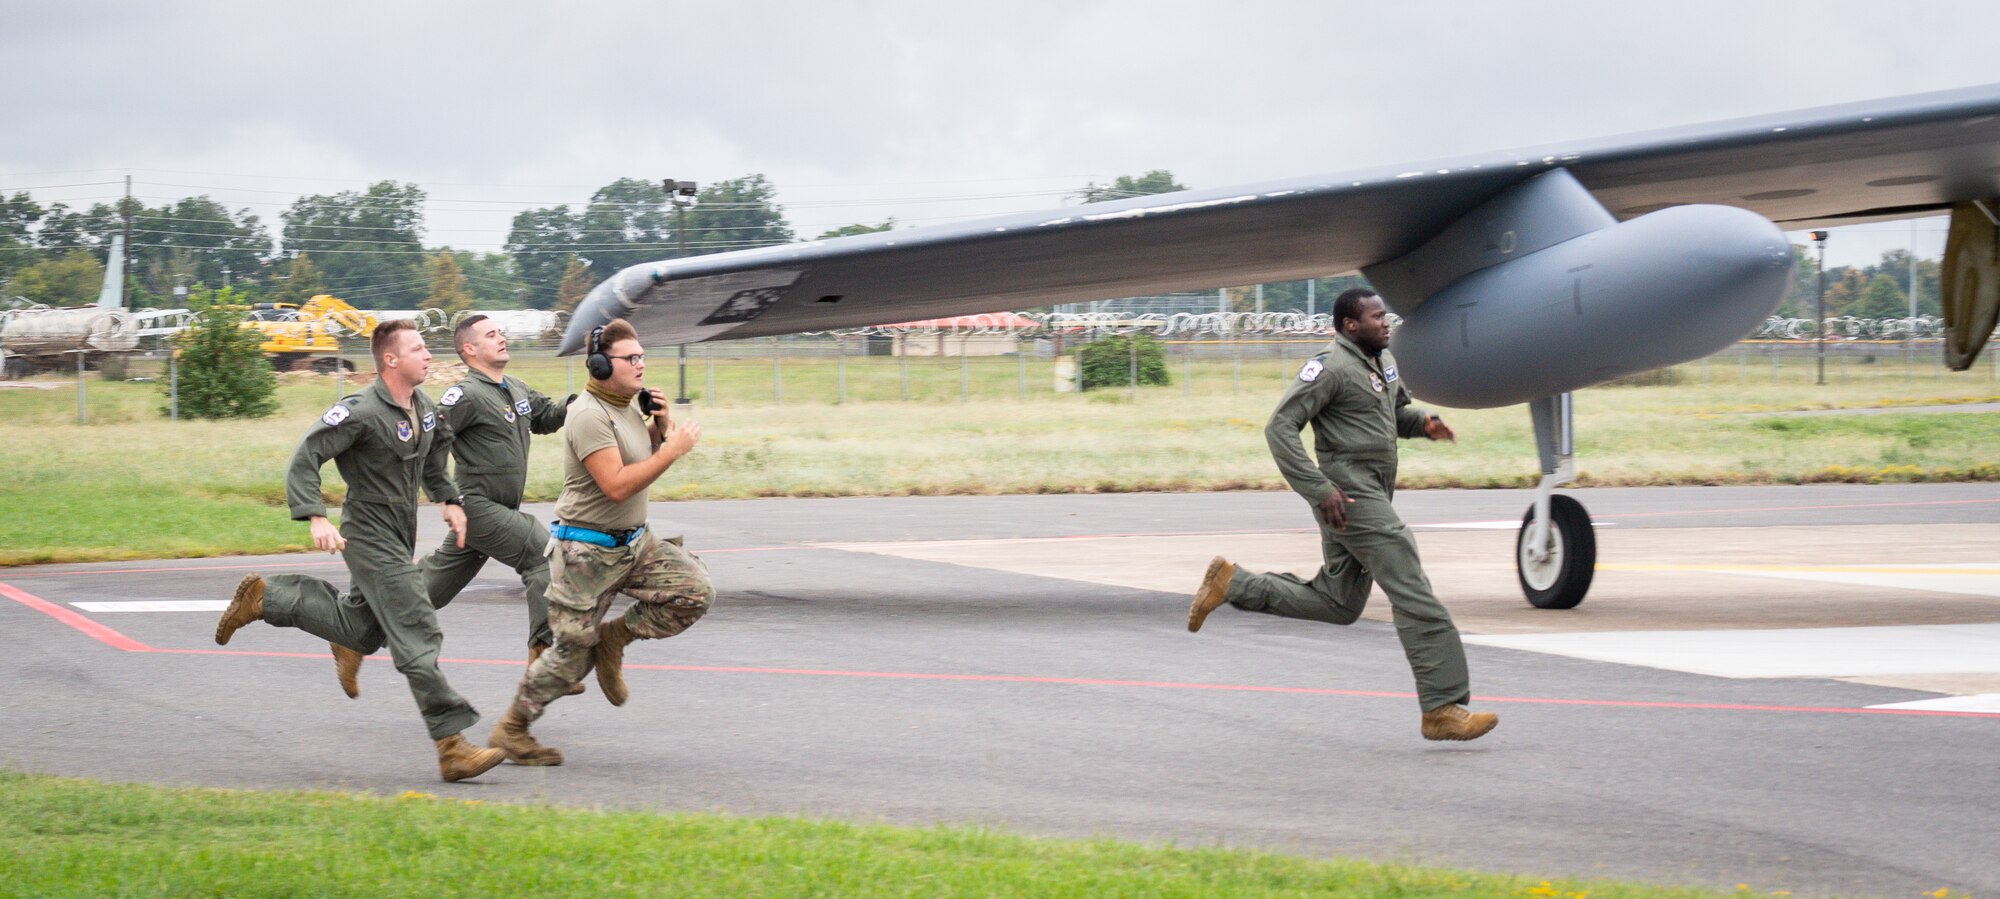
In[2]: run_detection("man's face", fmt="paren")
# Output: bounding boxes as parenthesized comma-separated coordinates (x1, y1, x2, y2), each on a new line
(603, 337, 645, 393)
(463, 321, 509, 369)
(385, 328, 431, 383)
(1342, 295, 1392, 354)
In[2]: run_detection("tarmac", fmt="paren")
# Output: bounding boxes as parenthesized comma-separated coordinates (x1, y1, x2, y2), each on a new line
(3, 483, 1997, 896)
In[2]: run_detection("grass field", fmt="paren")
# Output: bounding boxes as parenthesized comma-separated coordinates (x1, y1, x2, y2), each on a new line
(2, 350, 1996, 565)
(0, 770, 1755, 898)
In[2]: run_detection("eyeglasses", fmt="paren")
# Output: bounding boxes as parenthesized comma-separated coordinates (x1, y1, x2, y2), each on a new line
(611, 353, 645, 366)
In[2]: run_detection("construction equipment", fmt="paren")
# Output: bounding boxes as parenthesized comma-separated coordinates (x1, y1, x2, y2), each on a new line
(245, 295, 378, 373)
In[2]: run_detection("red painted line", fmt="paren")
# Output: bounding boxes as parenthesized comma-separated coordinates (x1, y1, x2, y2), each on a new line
(9, 584, 2000, 721)
(0, 582, 153, 652)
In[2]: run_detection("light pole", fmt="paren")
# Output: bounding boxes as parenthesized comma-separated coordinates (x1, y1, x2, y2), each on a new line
(664, 178, 698, 404)
(1812, 230, 1828, 386)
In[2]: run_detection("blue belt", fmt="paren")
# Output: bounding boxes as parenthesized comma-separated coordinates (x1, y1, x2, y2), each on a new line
(551, 522, 646, 548)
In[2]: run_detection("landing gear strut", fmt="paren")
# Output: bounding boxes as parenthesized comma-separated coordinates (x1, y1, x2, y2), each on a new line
(1517, 393, 1595, 608)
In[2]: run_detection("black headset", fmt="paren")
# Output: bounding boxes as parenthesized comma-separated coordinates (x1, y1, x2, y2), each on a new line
(584, 326, 611, 380)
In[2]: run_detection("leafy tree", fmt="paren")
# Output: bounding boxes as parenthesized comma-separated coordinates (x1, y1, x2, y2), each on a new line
(505, 205, 583, 308)
(268, 254, 330, 306)
(166, 286, 278, 420)
(132, 197, 270, 294)
(579, 177, 673, 281)
(35, 203, 107, 256)
(1077, 170, 1186, 204)
(1853, 272, 1909, 320)
(0, 191, 44, 240)
(0, 233, 34, 286)
(425, 252, 474, 315)
(1079, 333, 1170, 390)
(682, 174, 794, 254)
(817, 219, 895, 240)
(281, 181, 426, 307)
(553, 255, 596, 313)
(9, 250, 105, 306)
(451, 250, 528, 309)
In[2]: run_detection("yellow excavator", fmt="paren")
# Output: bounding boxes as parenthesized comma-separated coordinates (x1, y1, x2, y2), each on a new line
(245, 295, 378, 372)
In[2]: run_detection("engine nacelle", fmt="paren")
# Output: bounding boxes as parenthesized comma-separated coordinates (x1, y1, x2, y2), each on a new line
(1390, 204, 1793, 408)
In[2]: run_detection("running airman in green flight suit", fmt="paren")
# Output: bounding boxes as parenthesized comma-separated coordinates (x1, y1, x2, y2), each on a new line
(1186, 288, 1499, 742)
(213, 319, 506, 781)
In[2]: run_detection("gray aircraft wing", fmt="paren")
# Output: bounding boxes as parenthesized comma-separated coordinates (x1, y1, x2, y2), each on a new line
(565, 82, 2000, 352)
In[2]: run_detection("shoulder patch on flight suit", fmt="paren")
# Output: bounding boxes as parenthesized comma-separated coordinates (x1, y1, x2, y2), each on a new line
(1298, 359, 1324, 382)
(514, 398, 532, 416)
(322, 405, 351, 426)
(1368, 372, 1384, 392)
(1384, 365, 1399, 383)
(422, 411, 436, 432)
(440, 386, 464, 406)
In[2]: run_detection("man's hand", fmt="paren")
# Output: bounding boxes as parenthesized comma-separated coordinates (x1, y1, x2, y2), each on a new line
(1316, 488, 1355, 531)
(660, 419, 702, 460)
(309, 516, 347, 554)
(1423, 414, 1456, 443)
(441, 503, 468, 549)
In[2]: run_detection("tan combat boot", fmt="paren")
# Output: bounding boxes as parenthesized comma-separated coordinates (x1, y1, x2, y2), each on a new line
(332, 643, 363, 699)
(435, 732, 507, 782)
(214, 574, 265, 645)
(487, 702, 563, 766)
(1421, 704, 1499, 742)
(594, 618, 636, 707)
(1186, 556, 1236, 632)
(528, 642, 585, 696)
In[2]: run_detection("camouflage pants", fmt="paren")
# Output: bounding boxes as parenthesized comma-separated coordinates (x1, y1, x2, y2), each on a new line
(515, 529, 713, 719)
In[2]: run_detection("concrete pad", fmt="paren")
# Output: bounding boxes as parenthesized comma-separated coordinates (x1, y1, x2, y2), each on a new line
(1462, 622, 2000, 678)
(1866, 693, 2000, 713)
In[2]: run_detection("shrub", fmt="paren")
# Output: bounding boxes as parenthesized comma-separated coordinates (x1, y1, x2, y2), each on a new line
(1078, 333, 1171, 391)
(163, 286, 278, 419)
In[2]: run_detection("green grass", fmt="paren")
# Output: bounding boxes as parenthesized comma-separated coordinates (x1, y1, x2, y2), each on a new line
(0, 770, 1741, 898)
(3, 350, 1998, 565)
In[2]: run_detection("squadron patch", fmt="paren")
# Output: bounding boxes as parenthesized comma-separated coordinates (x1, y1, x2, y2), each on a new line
(396, 419, 414, 442)
(515, 398, 532, 416)
(321, 405, 351, 427)
(1368, 372, 1385, 392)
(1298, 359, 1324, 382)
(1384, 365, 1399, 383)
(440, 386, 464, 407)
(422, 411, 436, 432)
(504, 409, 517, 422)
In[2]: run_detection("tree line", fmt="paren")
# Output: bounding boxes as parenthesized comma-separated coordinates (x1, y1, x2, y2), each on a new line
(0, 170, 1943, 321)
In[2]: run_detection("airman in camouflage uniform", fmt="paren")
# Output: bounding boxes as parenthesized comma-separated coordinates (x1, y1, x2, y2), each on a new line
(487, 318, 712, 767)
(212, 319, 508, 781)
(417, 314, 575, 692)
(1186, 289, 1498, 742)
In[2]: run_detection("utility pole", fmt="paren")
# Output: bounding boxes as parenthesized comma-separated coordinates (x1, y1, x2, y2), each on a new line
(121, 174, 134, 310)
(664, 178, 699, 404)
(1812, 230, 1828, 386)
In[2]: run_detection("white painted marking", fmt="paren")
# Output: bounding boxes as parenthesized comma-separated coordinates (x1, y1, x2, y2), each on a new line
(1466, 622, 2000, 679)
(1867, 693, 2000, 713)
(73, 600, 229, 612)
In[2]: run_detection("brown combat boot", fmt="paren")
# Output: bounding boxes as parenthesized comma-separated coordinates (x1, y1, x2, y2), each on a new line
(214, 574, 265, 645)
(487, 702, 563, 766)
(594, 618, 636, 707)
(1421, 704, 1499, 742)
(435, 732, 506, 782)
(332, 643, 363, 699)
(528, 642, 585, 696)
(1186, 556, 1236, 632)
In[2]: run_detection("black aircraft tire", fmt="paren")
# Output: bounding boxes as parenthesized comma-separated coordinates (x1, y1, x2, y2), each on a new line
(1515, 494, 1596, 609)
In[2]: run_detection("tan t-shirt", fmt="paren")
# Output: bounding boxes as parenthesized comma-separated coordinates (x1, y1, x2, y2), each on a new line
(553, 391, 653, 531)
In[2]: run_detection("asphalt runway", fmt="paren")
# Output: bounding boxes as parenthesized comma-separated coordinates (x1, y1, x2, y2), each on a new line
(4, 483, 1998, 896)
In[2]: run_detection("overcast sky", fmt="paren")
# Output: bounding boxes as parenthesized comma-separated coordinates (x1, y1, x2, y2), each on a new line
(5, 0, 1997, 270)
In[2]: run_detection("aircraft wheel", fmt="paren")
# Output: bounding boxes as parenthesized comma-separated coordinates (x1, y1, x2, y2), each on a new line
(1515, 494, 1595, 609)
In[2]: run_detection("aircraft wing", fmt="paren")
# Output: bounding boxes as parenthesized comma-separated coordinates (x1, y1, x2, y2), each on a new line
(565, 82, 2000, 351)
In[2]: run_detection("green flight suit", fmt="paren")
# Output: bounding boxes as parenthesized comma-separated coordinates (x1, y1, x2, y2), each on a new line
(1225, 333, 1473, 712)
(418, 371, 570, 648)
(259, 379, 478, 741)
